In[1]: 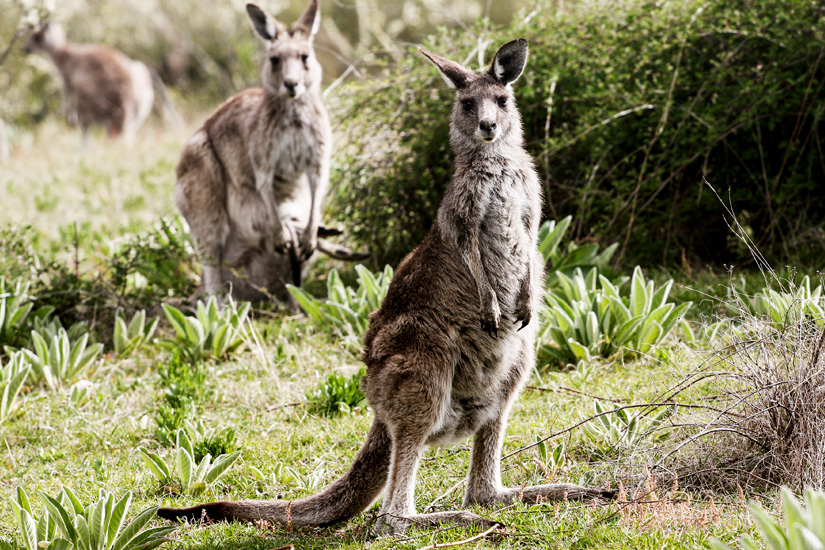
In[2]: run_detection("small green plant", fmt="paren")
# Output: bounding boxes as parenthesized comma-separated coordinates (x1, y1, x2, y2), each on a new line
(184, 420, 238, 462)
(288, 265, 392, 344)
(750, 276, 824, 329)
(153, 351, 208, 445)
(535, 437, 566, 478)
(539, 267, 691, 366)
(305, 368, 367, 417)
(0, 278, 34, 350)
(1, 351, 30, 424)
(711, 487, 825, 550)
(23, 327, 103, 389)
(113, 309, 158, 357)
(539, 217, 618, 280)
(160, 297, 250, 363)
(29, 312, 89, 345)
(138, 428, 241, 495)
(10, 485, 175, 550)
(581, 401, 674, 458)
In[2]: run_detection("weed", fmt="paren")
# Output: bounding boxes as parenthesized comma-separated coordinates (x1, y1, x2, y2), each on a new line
(137, 428, 241, 495)
(22, 327, 103, 389)
(0, 351, 30, 424)
(0, 278, 34, 351)
(305, 368, 366, 417)
(10, 486, 175, 550)
(539, 216, 617, 282)
(159, 297, 250, 364)
(113, 309, 158, 358)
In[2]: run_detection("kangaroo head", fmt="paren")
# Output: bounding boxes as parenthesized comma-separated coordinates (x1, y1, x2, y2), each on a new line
(420, 39, 528, 147)
(24, 23, 66, 54)
(246, 1, 321, 100)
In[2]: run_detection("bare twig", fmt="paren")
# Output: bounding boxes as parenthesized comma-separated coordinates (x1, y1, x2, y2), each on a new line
(414, 523, 504, 550)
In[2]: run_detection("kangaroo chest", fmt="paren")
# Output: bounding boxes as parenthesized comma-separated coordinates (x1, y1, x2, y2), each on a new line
(264, 115, 318, 193)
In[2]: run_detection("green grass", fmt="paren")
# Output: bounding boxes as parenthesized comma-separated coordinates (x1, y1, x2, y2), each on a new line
(0, 123, 767, 550)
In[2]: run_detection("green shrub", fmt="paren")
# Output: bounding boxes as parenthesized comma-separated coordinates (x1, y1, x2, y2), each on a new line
(331, 0, 825, 268)
(712, 487, 825, 550)
(113, 309, 158, 358)
(153, 351, 208, 445)
(305, 368, 367, 417)
(0, 278, 35, 350)
(10, 486, 175, 550)
(0, 351, 30, 424)
(538, 267, 691, 366)
(22, 327, 103, 389)
(137, 428, 241, 495)
(159, 297, 250, 364)
(539, 216, 618, 281)
(289, 265, 393, 346)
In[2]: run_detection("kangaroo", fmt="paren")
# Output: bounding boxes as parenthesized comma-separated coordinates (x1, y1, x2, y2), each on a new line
(175, 1, 362, 305)
(158, 39, 612, 534)
(24, 23, 154, 147)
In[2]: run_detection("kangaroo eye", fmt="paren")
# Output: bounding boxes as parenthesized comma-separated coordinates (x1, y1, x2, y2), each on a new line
(461, 99, 474, 111)
(497, 96, 507, 108)
(270, 56, 281, 67)
(301, 54, 309, 64)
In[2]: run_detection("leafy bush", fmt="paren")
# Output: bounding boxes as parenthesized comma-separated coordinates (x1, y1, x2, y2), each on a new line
(159, 297, 250, 364)
(22, 327, 103, 389)
(539, 217, 617, 280)
(581, 401, 674, 458)
(10, 486, 175, 550)
(289, 265, 393, 345)
(184, 420, 238, 463)
(331, 0, 825, 268)
(305, 368, 367, 417)
(539, 267, 691, 366)
(750, 276, 824, 329)
(0, 278, 34, 350)
(137, 429, 241, 495)
(711, 487, 825, 550)
(113, 309, 158, 358)
(0, 351, 30, 424)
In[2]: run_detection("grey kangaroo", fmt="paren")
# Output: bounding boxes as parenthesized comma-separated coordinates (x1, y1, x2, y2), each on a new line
(175, 1, 363, 304)
(24, 23, 154, 147)
(159, 38, 611, 534)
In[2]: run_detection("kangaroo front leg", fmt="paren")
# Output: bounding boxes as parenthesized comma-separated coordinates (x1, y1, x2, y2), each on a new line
(300, 157, 329, 260)
(513, 260, 533, 330)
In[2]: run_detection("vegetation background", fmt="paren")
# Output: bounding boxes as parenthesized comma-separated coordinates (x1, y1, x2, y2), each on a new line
(1, 0, 824, 549)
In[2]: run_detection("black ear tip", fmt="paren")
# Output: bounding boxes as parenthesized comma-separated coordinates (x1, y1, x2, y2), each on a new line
(517, 38, 528, 46)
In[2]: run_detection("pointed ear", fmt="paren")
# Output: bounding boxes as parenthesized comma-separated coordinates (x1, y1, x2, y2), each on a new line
(293, 0, 321, 41)
(488, 38, 529, 86)
(419, 49, 475, 90)
(246, 3, 279, 41)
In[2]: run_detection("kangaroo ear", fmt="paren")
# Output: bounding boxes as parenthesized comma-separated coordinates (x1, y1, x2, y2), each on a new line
(488, 38, 529, 86)
(246, 3, 279, 41)
(293, 0, 321, 41)
(419, 49, 475, 89)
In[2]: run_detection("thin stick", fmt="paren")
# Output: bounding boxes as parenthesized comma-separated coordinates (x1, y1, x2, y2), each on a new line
(414, 523, 503, 550)
(0, 29, 27, 68)
(526, 384, 627, 404)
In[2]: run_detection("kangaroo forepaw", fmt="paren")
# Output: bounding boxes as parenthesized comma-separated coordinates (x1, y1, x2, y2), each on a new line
(480, 296, 501, 337)
(513, 302, 532, 331)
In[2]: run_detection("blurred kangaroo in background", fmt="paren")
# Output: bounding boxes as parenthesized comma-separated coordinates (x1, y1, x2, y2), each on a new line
(24, 23, 154, 147)
(175, 0, 363, 305)
(159, 38, 611, 534)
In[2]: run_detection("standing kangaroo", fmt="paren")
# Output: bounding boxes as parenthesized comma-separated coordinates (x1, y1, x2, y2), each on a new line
(159, 39, 611, 534)
(24, 23, 154, 147)
(175, 1, 361, 304)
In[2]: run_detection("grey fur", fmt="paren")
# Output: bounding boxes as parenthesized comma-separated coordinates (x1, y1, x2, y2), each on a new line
(158, 38, 612, 533)
(175, 1, 360, 304)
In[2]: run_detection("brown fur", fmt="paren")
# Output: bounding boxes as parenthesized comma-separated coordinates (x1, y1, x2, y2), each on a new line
(175, 1, 362, 304)
(158, 39, 612, 534)
(25, 23, 153, 146)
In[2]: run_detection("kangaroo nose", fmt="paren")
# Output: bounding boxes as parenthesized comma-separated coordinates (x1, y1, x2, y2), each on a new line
(284, 81, 297, 97)
(479, 120, 497, 132)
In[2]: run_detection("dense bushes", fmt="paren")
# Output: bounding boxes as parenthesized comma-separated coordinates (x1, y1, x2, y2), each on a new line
(331, 0, 825, 268)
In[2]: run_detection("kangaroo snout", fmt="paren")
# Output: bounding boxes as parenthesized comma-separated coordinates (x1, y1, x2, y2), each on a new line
(284, 80, 299, 98)
(477, 119, 498, 142)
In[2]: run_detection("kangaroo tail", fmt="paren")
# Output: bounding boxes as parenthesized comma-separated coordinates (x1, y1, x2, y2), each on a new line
(157, 419, 391, 526)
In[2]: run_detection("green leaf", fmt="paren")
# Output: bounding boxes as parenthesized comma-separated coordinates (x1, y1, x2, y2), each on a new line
(629, 267, 648, 318)
(39, 493, 77, 545)
(19, 508, 38, 550)
(75, 515, 92, 550)
(203, 451, 241, 484)
(106, 493, 132, 550)
(110, 507, 158, 550)
(136, 448, 170, 483)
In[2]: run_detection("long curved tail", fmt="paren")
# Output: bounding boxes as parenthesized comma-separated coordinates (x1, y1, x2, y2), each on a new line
(157, 419, 391, 526)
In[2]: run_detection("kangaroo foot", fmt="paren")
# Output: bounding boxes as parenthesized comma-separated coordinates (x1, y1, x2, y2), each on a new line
(374, 510, 503, 536)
